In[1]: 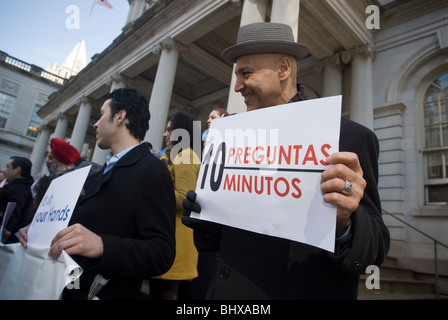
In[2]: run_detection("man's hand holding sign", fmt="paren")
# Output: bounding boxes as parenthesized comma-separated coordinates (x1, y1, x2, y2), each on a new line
(27, 165, 91, 249)
(48, 223, 104, 260)
(23, 165, 103, 260)
(322, 152, 366, 237)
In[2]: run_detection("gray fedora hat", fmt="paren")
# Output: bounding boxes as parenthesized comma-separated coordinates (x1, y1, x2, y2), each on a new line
(222, 22, 309, 63)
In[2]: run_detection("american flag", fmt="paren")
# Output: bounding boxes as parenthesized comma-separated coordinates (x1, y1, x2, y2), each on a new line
(96, 0, 113, 9)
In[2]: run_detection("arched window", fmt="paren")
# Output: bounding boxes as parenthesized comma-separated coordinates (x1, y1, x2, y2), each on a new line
(423, 72, 448, 204)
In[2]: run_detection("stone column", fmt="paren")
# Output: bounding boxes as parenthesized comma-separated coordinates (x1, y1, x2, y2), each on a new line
(109, 72, 127, 91)
(145, 37, 179, 150)
(314, 53, 342, 97)
(323, 54, 342, 97)
(53, 113, 69, 139)
(226, 0, 268, 115)
(271, 0, 300, 40)
(30, 125, 51, 177)
(70, 96, 92, 152)
(342, 45, 376, 130)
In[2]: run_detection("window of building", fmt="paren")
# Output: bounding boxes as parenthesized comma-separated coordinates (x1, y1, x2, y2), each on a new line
(27, 104, 42, 138)
(423, 72, 448, 205)
(0, 92, 16, 129)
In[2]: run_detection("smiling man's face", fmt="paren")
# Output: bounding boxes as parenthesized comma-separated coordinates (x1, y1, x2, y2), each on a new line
(233, 53, 286, 111)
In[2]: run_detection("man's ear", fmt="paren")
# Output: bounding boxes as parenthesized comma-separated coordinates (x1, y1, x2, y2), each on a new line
(116, 110, 127, 124)
(278, 56, 292, 81)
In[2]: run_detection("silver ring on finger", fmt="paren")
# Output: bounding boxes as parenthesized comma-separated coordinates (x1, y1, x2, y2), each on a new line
(343, 180, 352, 193)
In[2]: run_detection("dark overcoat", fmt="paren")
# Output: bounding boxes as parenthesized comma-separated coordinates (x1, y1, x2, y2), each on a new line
(0, 177, 33, 236)
(184, 118, 390, 300)
(62, 142, 176, 299)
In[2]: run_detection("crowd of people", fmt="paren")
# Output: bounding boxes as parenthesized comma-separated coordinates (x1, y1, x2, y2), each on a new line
(0, 22, 389, 300)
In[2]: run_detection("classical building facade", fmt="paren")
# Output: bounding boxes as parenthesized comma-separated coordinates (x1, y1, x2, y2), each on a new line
(32, 0, 448, 266)
(0, 50, 64, 171)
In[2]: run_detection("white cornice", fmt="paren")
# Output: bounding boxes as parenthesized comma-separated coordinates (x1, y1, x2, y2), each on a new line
(375, 15, 448, 52)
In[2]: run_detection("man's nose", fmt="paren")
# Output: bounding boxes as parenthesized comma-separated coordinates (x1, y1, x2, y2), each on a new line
(234, 77, 244, 93)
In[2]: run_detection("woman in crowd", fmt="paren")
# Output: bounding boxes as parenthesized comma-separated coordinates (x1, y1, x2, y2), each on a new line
(202, 107, 229, 148)
(150, 112, 201, 300)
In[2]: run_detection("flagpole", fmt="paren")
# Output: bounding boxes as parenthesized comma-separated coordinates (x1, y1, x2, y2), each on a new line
(68, 0, 96, 78)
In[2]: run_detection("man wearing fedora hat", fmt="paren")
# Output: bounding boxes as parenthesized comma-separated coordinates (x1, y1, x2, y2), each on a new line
(183, 22, 390, 299)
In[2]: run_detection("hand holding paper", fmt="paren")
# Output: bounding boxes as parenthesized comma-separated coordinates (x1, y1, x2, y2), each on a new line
(48, 223, 103, 259)
(182, 190, 201, 217)
(321, 152, 366, 237)
(27, 165, 91, 248)
(16, 225, 29, 248)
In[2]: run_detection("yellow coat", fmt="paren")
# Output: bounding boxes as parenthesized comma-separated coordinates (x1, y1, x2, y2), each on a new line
(156, 147, 200, 280)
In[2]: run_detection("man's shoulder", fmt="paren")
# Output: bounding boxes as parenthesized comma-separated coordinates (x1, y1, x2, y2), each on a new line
(130, 146, 170, 174)
(4, 178, 31, 190)
(340, 118, 376, 139)
(339, 118, 379, 157)
(120, 143, 156, 165)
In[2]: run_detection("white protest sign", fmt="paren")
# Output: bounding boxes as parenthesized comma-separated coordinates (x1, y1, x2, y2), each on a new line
(27, 165, 91, 248)
(192, 96, 341, 252)
(0, 243, 82, 300)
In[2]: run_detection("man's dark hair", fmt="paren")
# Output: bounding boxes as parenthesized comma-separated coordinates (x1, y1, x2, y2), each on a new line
(10, 156, 32, 181)
(106, 88, 150, 141)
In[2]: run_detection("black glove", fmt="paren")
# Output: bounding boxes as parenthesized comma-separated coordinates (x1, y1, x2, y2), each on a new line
(182, 190, 201, 217)
(182, 190, 220, 250)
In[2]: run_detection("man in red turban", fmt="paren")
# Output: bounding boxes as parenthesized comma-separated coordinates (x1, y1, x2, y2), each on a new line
(50, 138, 80, 165)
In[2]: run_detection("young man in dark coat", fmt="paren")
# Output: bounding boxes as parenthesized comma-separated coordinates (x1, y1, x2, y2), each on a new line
(21, 88, 176, 299)
(183, 22, 390, 299)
